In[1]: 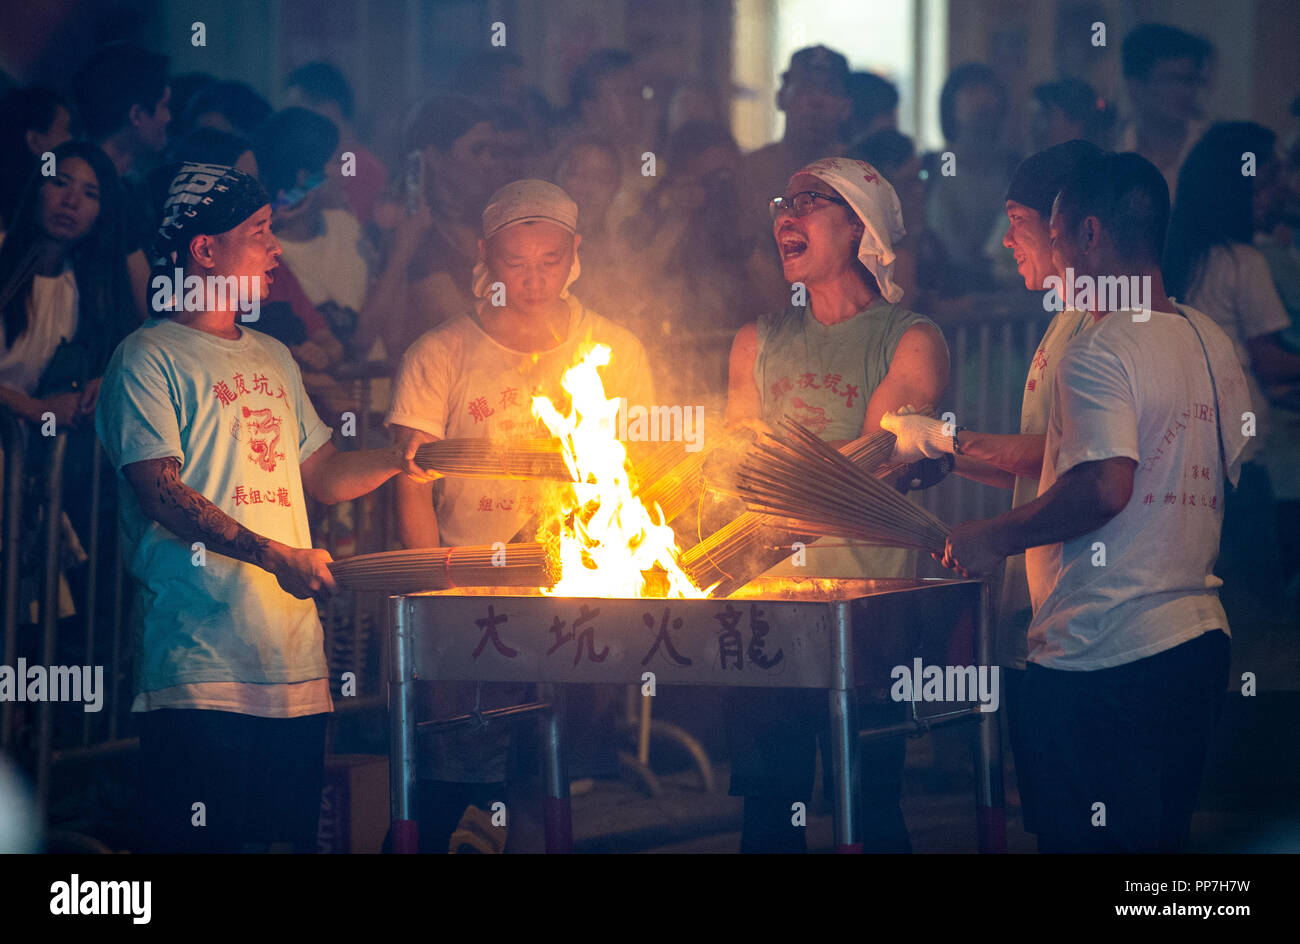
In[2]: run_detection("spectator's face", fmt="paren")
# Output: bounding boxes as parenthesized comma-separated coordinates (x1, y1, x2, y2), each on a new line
(1003, 200, 1055, 290)
(678, 144, 740, 214)
(482, 221, 577, 313)
(136, 86, 172, 152)
(590, 67, 645, 137)
(430, 120, 498, 208)
(209, 205, 282, 299)
(772, 172, 860, 285)
(27, 105, 72, 156)
(780, 76, 851, 142)
(557, 145, 619, 228)
(1131, 57, 1205, 124)
(40, 156, 100, 244)
(953, 82, 1003, 140)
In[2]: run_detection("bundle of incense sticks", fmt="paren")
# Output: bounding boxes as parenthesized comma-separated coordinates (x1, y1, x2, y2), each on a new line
(328, 543, 556, 593)
(733, 420, 950, 553)
(632, 429, 753, 525)
(681, 426, 902, 596)
(413, 439, 570, 480)
(412, 435, 729, 530)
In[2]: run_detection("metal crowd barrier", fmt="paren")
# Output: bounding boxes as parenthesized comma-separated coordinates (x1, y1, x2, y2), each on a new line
(1, 410, 132, 815)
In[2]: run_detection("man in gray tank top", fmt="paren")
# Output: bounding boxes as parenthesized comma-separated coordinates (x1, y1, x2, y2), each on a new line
(724, 157, 949, 852)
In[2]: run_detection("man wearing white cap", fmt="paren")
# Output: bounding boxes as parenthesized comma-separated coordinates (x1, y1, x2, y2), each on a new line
(385, 179, 653, 851)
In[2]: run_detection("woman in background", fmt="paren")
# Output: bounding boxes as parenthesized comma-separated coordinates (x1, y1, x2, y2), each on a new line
(1165, 122, 1300, 624)
(0, 140, 134, 634)
(0, 140, 134, 429)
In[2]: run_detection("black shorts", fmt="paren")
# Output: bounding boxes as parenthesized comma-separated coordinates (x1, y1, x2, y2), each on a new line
(137, 708, 327, 853)
(1018, 629, 1229, 853)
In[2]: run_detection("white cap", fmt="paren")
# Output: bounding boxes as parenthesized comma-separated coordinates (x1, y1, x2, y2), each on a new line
(482, 179, 579, 240)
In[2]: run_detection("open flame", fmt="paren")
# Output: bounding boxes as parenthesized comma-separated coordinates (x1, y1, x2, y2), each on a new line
(532, 344, 708, 598)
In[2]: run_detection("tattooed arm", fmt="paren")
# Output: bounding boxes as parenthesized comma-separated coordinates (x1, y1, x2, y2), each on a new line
(121, 457, 336, 600)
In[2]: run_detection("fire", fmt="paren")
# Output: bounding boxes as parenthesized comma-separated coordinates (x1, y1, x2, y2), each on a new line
(532, 344, 708, 598)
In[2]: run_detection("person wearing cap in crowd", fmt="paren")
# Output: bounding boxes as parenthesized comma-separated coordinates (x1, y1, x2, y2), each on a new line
(882, 139, 1103, 834)
(385, 179, 653, 852)
(936, 152, 1251, 853)
(95, 162, 414, 853)
(723, 157, 949, 853)
(740, 46, 853, 250)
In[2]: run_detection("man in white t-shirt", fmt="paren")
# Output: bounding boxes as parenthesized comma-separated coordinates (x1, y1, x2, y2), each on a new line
(882, 140, 1102, 835)
(386, 179, 652, 852)
(937, 153, 1251, 852)
(97, 163, 410, 853)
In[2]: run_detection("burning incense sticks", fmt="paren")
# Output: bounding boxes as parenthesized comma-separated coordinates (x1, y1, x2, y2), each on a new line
(681, 426, 929, 595)
(733, 420, 950, 554)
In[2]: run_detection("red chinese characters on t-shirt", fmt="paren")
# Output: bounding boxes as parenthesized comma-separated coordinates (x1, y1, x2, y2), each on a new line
(211, 368, 293, 509)
(769, 374, 861, 419)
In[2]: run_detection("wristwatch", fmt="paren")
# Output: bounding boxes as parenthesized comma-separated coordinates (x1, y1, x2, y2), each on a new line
(952, 426, 968, 455)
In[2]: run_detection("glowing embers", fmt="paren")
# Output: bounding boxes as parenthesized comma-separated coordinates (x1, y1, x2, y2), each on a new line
(532, 344, 707, 599)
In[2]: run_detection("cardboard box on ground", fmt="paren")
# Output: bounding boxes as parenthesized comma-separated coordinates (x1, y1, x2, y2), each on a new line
(318, 754, 389, 853)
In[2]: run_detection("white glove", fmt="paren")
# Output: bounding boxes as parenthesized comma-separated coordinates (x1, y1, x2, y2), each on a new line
(880, 409, 952, 462)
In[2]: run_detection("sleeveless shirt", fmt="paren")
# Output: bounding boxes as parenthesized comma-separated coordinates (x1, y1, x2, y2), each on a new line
(753, 296, 946, 578)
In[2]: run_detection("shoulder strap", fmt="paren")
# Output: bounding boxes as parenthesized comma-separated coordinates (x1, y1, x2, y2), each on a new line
(1177, 307, 1231, 478)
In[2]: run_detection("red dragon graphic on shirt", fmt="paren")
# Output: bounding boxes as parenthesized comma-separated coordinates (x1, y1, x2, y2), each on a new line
(238, 405, 285, 472)
(788, 396, 829, 433)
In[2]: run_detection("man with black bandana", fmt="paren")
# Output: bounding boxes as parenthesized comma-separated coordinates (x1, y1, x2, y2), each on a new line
(96, 162, 413, 853)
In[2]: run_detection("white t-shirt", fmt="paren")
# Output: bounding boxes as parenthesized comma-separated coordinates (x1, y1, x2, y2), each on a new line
(0, 238, 78, 396)
(996, 307, 1093, 669)
(277, 208, 369, 313)
(96, 319, 334, 706)
(1025, 306, 1238, 671)
(385, 295, 653, 547)
(1185, 244, 1291, 463)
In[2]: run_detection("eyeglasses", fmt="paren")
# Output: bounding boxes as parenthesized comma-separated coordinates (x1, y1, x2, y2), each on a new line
(769, 190, 849, 221)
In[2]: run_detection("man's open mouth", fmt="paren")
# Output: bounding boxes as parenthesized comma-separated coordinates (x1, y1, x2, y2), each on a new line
(779, 233, 808, 260)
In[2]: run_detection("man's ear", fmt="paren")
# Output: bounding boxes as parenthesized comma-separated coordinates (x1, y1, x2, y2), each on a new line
(127, 102, 148, 132)
(190, 233, 217, 270)
(572, 232, 582, 254)
(477, 237, 488, 266)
